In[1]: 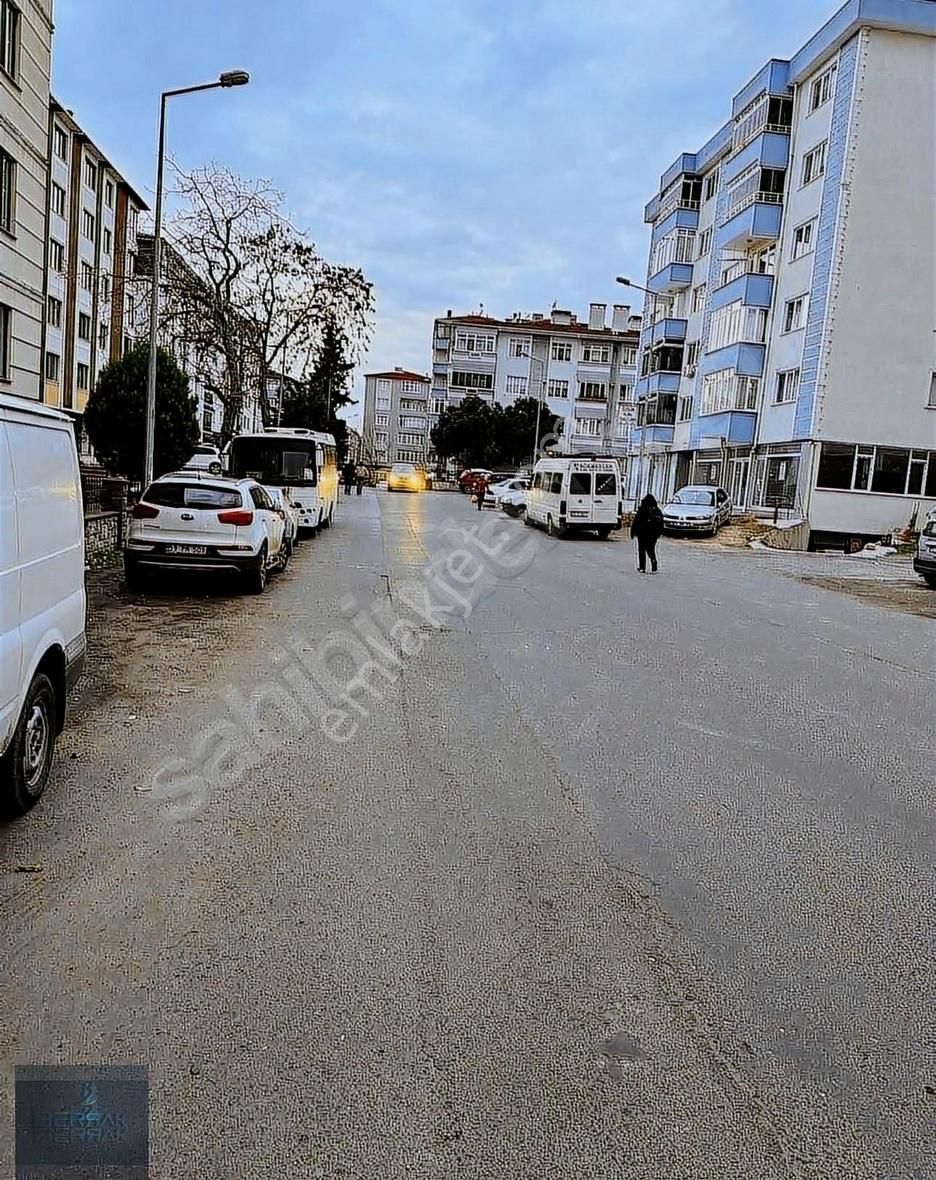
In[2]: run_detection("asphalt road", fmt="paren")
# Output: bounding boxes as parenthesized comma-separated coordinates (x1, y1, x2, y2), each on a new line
(1, 490, 933, 1179)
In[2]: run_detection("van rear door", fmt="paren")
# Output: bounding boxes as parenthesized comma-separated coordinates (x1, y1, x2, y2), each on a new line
(567, 470, 593, 523)
(593, 467, 619, 522)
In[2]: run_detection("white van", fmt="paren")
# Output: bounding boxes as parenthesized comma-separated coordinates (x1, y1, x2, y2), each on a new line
(224, 428, 339, 536)
(1, 395, 86, 815)
(524, 456, 622, 539)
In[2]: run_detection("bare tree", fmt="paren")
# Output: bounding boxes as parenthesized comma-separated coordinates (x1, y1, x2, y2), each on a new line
(160, 163, 374, 443)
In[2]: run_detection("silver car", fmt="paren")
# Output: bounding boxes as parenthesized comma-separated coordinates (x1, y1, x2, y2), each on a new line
(662, 485, 732, 536)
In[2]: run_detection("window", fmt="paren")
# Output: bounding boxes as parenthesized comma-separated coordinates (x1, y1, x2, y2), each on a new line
(791, 219, 815, 261)
(801, 141, 827, 186)
(80, 261, 94, 291)
(400, 416, 426, 431)
(377, 378, 391, 396)
(375, 413, 389, 427)
(0, 302, 10, 379)
(45, 350, 59, 381)
(375, 432, 388, 450)
(506, 375, 527, 396)
(547, 379, 569, 399)
(774, 368, 800, 404)
(684, 340, 700, 371)
(450, 370, 493, 390)
(816, 444, 935, 496)
(47, 295, 62, 327)
(574, 417, 602, 437)
(398, 433, 424, 447)
(123, 334, 133, 356)
(401, 379, 423, 393)
(929, 372, 936, 408)
(0, 148, 13, 233)
(704, 170, 719, 202)
(577, 381, 606, 401)
(692, 283, 707, 314)
(396, 449, 420, 463)
(621, 345, 637, 365)
(49, 180, 67, 218)
(78, 312, 91, 341)
(105, 179, 115, 207)
(619, 383, 633, 402)
(507, 337, 530, 358)
(872, 448, 910, 495)
(810, 64, 836, 112)
(99, 322, 109, 350)
(376, 397, 391, 411)
(582, 344, 610, 364)
(570, 473, 592, 495)
(103, 226, 112, 254)
(84, 158, 97, 190)
(454, 330, 494, 354)
(783, 295, 808, 333)
(697, 227, 713, 259)
(82, 209, 96, 242)
(678, 395, 694, 421)
(700, 370, 759, 414)
(48, 238, 64, 271)
(53, 124, 68, 160)
(596, 473, 617, 496)
(551, 340, 572, 362)
(100, 273, 110, 301)
(708, 300, 768, 351)
(76, 362, 90, 390)
(650, 228, 696, 273)
(1, 0, 19, 79)
(432, 398, 446, 415)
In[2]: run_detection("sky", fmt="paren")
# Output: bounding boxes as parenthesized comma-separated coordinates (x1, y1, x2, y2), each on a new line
(53, 0, 834, 425)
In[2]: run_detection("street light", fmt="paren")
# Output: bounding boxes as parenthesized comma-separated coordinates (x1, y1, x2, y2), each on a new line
(143, 70, 250, 488)
(518, 349, 547, 465)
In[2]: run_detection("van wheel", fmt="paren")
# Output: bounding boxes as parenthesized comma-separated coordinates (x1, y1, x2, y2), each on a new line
(547, 515, 562, 538)
(523, 510, 534, 527)
(925, 574, 936, 589)
(246, 546, 268, 594)
(1, 672, 57, 816)
(596, 526, 613, 540)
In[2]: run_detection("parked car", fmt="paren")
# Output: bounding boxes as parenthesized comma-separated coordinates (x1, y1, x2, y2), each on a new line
(1, 394, 86, 815)
(490, 476, 529, 508)
(499, 487, 527, 518)
(183, 444, 223, 475)
(458, 468, 492, 494)
(913, 512, 936, 587)
(387, 462, 423, 492)
(267, 486, 301, 557)
(662, 486, 732, 536)
(124, 473, 287, 593)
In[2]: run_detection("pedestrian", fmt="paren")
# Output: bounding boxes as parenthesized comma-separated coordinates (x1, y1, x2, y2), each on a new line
(475, 474, 488, 511)
(630, 493, 664, 573)
(356, 466, 367, 495)
(342, 460, 356, 496)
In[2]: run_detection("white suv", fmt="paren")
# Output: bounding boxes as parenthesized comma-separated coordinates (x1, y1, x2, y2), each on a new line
(183, 445, 223, 475)
(124, 474, 286, 593)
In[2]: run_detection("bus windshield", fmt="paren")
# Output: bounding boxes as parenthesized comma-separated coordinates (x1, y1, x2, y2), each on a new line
(227, 437, 318, 487)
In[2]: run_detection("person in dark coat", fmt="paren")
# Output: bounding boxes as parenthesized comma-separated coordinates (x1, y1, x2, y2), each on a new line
(630, 493, 664, 573)
(342, 461, 356, 495)
(475, 474, 489, 511)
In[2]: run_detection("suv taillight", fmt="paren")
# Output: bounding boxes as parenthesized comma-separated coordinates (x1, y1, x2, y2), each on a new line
(131, 503, 159, 519)
(218, 509, 253, 526)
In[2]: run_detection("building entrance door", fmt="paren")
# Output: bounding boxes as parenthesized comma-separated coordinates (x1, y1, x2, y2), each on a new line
(729, 458, 750, 509)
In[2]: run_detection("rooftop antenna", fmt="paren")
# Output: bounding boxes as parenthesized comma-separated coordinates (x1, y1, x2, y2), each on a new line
(479, 302, 484, 316)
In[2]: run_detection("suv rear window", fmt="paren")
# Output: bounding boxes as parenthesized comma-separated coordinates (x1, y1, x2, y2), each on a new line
(144, 483, 242, 509)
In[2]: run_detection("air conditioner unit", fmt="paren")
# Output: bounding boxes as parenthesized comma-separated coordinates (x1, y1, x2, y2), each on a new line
(685, 365, 697, 378)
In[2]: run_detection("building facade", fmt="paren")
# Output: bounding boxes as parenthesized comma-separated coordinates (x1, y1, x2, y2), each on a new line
(430, 304, 642, 466)
(634, 0, 936, 543)
(361, 368, 432, 468)
(44, 99, 148, 451)
(0, 0, 53, 401)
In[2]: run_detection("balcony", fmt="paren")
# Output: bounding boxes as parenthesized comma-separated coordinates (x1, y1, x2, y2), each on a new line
(637, 393, 677, 428)
(434, 337, 450, 351)
(689, 410, 756, 448)
(723, 129, 790, 186)
(702, 341, 766, 378)
(641, 317, 688, 347)
(711, 269, 774, 311)
(647, 262, 694, 293)
(636, 370, 681, 397)
(717, 197, 782, 251)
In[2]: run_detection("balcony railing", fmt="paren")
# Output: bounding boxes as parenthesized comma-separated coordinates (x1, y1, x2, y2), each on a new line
(725, 175, 783, 221)
(730, 93, 793, 157)
(657, 191, 701, 222)
(637, 393, 677, 427)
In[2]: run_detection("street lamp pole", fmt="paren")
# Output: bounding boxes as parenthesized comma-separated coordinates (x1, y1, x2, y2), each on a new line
(616, 276, 667, 500)
(519, 349, 546, 465)
(143, 71, 250, 489)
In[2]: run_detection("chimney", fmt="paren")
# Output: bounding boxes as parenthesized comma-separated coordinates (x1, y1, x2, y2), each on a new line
(627, 314, 642, 332)
(552, 309, 572, 326)
(394, 366, 403, 372)
(446, 309, 452, 318)
(588, 303, 607, 331)
(612, 304, 630, 331)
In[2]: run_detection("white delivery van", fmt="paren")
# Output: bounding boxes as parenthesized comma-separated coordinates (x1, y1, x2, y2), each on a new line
(0, 394, 86, 815)
(524, 455, 623, 539)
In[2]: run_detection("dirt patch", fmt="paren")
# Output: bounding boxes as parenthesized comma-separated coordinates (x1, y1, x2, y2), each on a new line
(800, 575, 936, 620)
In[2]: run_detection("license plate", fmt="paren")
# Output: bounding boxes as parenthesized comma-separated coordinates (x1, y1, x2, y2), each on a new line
(165, 544, 207, 556)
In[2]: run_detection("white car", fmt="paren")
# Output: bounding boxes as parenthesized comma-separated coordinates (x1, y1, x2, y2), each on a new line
(499, 487, 527, 518)
(124, 473, 287, 593)
(183, 444, 223, 475)
(662, 485, 732, 536)
(1, 394, 86, 816)
(267, 486, 301, 557)
(490, 477, 529, 508)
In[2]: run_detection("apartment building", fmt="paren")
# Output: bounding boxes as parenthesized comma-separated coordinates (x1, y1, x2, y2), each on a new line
(430, 304, 642, 461)
(634, 0, 936, 545)
(0, 0, 53, 401)
(361, 368, 432, 467)
(44, 99, 148, 451)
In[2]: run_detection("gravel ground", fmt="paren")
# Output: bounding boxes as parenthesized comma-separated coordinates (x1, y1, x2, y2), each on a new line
(0, 492, 932, 1179)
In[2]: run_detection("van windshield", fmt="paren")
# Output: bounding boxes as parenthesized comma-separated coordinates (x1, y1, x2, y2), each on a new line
(228, 438, 318, 486)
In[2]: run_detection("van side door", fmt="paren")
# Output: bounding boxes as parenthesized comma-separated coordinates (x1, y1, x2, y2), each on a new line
(0, 422, 22, 752)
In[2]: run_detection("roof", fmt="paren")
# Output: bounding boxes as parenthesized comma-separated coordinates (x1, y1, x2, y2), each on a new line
(367, 370, 431, 382)
(438, 314, 640, 341)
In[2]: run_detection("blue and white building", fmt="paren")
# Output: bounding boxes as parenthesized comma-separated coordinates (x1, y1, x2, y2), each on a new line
(632, 0, 936, 545)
